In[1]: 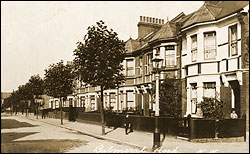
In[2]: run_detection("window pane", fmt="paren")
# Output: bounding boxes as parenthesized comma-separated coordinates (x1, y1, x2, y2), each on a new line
(190, 83, 197, 114)
(230, 25, 238, 56)
(204, 32, 216, 59)
(127, 91, 134, 102)
(191, 83, 197, 99)
(191, 35, 197, 49)
(110, 93, 115, 99)
(192, 49, 197, 61)
(127, 59, 134, 67)
(127, 69, 134, 76)
(165, 46, 175, 66)
(191, 35, 197, 61)
(182, 38, 187, 51)
(203, 82, 216, 98)
(231, 26, 237, 41)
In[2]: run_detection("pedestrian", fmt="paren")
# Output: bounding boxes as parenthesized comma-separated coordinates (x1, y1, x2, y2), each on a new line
(125, 114, 133, 135)
(230, 110, 238, 119)
(42, 109, 45, 119)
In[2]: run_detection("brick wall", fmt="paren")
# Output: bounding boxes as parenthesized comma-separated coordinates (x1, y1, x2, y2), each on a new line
(220, 80, 232, 119)
(137, 22, 162, 39)
(181, 78, 187, 117)
(242, 72, 249, 131)
(238, 11, 249, 131)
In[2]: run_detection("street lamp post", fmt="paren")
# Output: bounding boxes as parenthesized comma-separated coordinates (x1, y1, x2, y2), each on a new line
(152, 52, 163, 150)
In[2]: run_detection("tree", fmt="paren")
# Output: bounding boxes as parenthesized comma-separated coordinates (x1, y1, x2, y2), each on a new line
(15, 84, 31, 115)
(159, 75, 182, 118)
(73, 20, 125, 135)
(44, 60, 75, 125)
(28, 74, 44, 97)
(27, 74, 44, 118)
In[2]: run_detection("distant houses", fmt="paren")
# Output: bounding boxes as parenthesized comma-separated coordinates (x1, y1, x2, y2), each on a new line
(1, 92, 11, 107)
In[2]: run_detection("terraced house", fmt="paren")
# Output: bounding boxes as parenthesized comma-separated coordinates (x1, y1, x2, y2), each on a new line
(48, 1, 249, 129)
(179, 1, 249, 121)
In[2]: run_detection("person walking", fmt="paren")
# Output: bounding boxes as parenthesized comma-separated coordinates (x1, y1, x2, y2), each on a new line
(42, 109, 45, 119)
(125, 114, 133, 135)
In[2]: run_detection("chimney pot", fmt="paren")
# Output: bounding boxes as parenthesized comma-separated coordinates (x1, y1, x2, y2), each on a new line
(156, 18, 158, 24)
(147, 17, 149, 22)
(162, 19, 164, 24)
(150, 17, 152, 23)
(140, 16, 142, 21)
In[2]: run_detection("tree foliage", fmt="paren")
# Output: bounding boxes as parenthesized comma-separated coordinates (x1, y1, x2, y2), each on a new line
(73, 20, 126, 90)
(159, 75, 182, 118)
(28, 74, 44, 98)
(200, 96, 225, 119)
(44, 60, 75, 99)
(2, 74, 44, 111)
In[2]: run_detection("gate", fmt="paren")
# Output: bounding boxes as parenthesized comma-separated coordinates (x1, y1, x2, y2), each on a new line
(177, 116, 190, 139)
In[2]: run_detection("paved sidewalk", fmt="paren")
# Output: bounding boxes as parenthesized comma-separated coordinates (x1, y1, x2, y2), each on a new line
(11, 114, 250, 153)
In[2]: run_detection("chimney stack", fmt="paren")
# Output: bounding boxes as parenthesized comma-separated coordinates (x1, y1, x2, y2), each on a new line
(138, 16, 164, 24)
(137, 16, 164, 39)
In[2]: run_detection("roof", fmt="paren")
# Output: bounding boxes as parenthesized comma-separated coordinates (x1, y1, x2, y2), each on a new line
(148, 22, 175, 42)
(149, 12, 186, 43)
(181, 1, 249, 29)
(125, 38, 141, 53)
(126, 12, 186, 54)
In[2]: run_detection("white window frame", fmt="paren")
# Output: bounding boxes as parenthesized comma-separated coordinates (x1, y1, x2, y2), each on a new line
(204, 32, 216, 60)
(110, 93, 116, 110)
(229, 24, 238, 56)
(190, 83, 197, 114)
(165, 45, 175, 66)
(203, 82, 216, 98)
(191, 35, 197, 62)
(126, 59, 134, 77)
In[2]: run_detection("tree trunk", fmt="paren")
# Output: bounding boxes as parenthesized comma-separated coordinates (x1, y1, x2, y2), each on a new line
(100, 85, 105, 135)
(26, 101, 28, 117)
(117, 86, 119, 113)
(60, 97, 63, 125)
(36, 103, 38, 119)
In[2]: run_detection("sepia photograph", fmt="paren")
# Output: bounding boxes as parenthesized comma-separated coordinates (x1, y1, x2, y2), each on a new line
(1, 1, 249, 153)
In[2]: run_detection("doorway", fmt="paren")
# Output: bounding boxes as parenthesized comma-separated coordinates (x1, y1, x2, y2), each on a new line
(229, 80, 240, 117)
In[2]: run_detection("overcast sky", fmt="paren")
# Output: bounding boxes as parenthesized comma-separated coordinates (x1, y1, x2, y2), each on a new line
(1, 1, 204, 92)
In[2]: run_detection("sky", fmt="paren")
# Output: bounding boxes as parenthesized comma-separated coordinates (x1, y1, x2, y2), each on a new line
(1, 1, 204, 92)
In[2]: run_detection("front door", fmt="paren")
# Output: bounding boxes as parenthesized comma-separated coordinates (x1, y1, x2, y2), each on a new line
(229, 80, 240, 117)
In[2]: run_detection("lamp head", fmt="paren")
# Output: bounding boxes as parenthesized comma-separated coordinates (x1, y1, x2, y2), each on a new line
(152, 53, 163, 69)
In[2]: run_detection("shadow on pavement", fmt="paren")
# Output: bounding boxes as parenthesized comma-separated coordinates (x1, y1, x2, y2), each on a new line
(1, 119, 37, 129)
(1, 132, 38, 143)
(105, 127, 118, 135)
